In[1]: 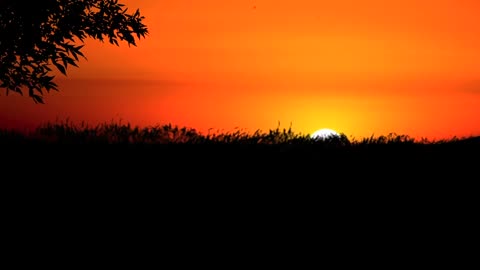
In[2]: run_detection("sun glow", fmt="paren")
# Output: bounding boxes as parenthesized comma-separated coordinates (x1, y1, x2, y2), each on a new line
(311, 128, 340, 140)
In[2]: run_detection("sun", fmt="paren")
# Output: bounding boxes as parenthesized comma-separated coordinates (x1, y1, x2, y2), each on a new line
(311, 128, 340, 140)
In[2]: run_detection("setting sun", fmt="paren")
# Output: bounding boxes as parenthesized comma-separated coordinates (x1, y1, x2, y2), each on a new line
(311, 128, 340, 140)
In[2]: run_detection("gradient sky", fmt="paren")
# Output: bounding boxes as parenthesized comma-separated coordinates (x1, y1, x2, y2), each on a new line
(2, 0, 480, 139)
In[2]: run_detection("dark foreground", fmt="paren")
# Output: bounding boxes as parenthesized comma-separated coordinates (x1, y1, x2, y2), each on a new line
(4, 136, 479, 177)
(3, 129, 477, 260)
(3, 136, 478, 236)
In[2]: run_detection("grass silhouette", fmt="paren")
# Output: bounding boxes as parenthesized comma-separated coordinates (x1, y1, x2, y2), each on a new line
(1, 119, 478, 193)
(2, 119, 478, 170)
(1, 119, 477, 146)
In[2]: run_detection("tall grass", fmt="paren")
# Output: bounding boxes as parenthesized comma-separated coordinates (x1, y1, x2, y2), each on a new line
(0, 119, 477, 146)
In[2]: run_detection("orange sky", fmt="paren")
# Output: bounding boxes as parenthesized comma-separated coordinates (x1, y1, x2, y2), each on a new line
(1, 0, 480, 140)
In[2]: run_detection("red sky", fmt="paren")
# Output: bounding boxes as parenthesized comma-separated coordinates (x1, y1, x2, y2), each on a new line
(1, 0, 480, 140)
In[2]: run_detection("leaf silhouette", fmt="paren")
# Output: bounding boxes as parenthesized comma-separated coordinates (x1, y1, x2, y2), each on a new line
(54, 63, 67, 75)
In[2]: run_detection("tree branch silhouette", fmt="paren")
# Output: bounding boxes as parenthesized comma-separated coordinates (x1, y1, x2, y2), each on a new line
(0, 0, 148, 103)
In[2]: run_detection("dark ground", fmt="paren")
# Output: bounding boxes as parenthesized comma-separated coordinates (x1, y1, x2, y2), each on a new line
(4, 137, 479, 177)
(2, 138, 477, 243)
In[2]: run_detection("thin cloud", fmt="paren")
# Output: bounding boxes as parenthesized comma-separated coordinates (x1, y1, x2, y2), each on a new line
(460, 80, 480, 94)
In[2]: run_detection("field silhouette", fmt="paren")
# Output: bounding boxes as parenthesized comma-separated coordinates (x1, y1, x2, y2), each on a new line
(2, 119, 477, 217)
(2, 120, 478, 178)
(3, 119, 476, 145)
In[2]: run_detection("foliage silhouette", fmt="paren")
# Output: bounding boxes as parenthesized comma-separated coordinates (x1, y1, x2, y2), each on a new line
(0, 0, 148, 103)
